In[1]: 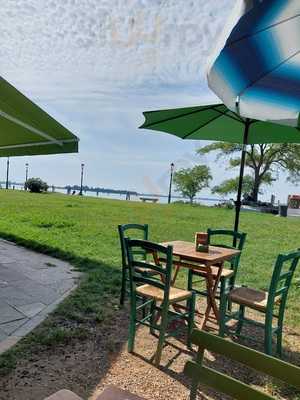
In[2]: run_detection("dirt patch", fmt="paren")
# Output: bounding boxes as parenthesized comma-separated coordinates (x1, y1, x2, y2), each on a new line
(0, 308, 129, 400)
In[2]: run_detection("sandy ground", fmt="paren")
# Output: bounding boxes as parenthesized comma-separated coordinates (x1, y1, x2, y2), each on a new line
(90, 322, 300, 400)
(1, 304, 300, 400)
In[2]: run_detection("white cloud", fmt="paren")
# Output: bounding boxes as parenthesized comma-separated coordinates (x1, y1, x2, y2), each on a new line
(0, 0, 233, 90)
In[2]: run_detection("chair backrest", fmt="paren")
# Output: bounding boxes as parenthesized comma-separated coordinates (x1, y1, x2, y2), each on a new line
(207, 229, 246, 284)
(125, 238, 173, 306)
(118, 224, 149, 268)
(184, 330, 300, 400)
(267, 249, 300, 318)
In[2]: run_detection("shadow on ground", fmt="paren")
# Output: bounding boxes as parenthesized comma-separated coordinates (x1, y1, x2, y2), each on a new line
(0, 233, 130, 400)
(92, 309, 300, 400)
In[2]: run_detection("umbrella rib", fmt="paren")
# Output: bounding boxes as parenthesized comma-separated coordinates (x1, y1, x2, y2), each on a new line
(237, 48, 300, 102)
(182, 112, 225, 139)
(0, 138, 78, 150)
(140, 105, 222, 128)
(182, 107, 244, 139)
(227, 13, 300, 47)
(211, 107, 244, 123)
(0, 109, 63, 146)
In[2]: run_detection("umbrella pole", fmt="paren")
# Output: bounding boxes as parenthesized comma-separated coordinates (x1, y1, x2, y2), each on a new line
(234, 118, 250, 234)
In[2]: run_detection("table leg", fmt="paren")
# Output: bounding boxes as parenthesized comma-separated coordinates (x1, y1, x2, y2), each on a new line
(200, 263, 224, 330)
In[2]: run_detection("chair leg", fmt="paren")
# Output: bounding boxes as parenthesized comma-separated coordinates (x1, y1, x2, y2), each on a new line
(128, 296, 137, 353)
(276, 326, 283, 358)
(190, 381, 198, 400)
(264, 320, 273, 356)
(154, 306, 168, 366)
(236, 305, 245, 335)
(219, 278, 227, 337)
(187, 293, 196, 349)
(142, 296, 146, 319)
(150, 300, 156, 335)
(187, 269, 193, 291)
(120, 267, 127, 306)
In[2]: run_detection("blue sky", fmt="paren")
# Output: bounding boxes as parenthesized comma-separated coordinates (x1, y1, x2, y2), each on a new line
(0, 0, 297, 201)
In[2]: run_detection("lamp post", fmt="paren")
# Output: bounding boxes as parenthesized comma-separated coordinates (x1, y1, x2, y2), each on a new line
(79, 163, 84, 195)
(5, 157, 10, 190)
(25, 163, 29, 190)
(168, 162, 174, 204)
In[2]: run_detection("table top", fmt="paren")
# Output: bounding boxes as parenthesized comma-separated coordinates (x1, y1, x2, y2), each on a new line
(161, 240, 240, 266)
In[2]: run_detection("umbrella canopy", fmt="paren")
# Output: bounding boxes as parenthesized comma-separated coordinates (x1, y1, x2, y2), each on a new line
(0, 76, 78, 157)
(208, 0, 300, 127)
(140, 103, 300, 232)
(140, 103, 300, 144)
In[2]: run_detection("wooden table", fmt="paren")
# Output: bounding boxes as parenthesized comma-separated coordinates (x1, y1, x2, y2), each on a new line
(161, 240, 240, 329)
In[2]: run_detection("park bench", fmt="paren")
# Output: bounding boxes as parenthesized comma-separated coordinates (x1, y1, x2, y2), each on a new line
(45, 386, 145, 400)
(139, 197, 158, 203)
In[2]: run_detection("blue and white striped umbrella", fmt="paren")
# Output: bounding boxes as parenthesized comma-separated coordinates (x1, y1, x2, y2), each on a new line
(208, 0, 300, 127)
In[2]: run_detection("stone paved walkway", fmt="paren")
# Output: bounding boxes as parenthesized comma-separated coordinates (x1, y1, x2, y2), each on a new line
(0, 239, 81, 354)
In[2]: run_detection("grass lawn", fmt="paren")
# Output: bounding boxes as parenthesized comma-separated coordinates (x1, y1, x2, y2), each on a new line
(0, 189, 299, 383)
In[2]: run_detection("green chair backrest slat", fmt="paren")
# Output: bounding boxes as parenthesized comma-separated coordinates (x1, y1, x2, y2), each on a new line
(207, 229, 247, 252)
(185, 330, 300, 399)
(185, 361, 274, 400)
(274, 286, 288, 297)
(118, 224, 149, 267)
(207, 229, 246, 284)
(125, 239, 173, 304)
(267, 250, 300, 311)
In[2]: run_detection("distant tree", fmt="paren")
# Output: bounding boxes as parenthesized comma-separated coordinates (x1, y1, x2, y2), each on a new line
(173, 165, 212, 204)
(25, 178, 48, 193)
(198, 143, 300, 202)
(212, 174, 273, 199)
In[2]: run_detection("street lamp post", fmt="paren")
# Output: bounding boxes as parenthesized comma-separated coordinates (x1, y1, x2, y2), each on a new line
(25, 163, 29, 190)
(168, 162, 174, 204)
(79, 163, 84, 195)
(5, 157, 10, 190)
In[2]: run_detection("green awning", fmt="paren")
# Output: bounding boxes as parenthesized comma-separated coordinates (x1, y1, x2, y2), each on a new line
(140, 103, 300, 144)
(0, 76, 79, 157)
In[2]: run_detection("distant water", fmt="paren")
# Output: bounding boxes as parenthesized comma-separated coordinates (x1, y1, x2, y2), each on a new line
(54, 188, 225, 206)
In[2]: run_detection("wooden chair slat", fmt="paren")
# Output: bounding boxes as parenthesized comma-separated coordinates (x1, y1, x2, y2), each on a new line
(184, 361, 274, 400)
(190, 330, 300, 390)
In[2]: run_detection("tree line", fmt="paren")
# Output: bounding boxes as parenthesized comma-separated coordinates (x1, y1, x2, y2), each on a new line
(173, 143, 300, 204)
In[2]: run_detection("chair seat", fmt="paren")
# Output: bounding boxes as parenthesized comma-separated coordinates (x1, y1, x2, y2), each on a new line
(96, 385, 146, 400)
(192, 266, 234, 279)
(229, 287, 280, 312)
(44, 390, 83, 400)
(137, 284, 192, 303)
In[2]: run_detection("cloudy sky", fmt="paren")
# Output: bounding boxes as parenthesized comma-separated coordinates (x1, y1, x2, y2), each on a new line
(0, 0, 296, 201)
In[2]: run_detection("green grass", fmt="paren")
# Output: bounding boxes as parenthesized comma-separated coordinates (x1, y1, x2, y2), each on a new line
(0, 189, 300, 377)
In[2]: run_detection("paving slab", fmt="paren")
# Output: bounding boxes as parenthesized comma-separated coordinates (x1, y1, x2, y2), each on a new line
(0, 239, 81, 354)
(0, 302, 25, 324)
(0, 318, 29, 335)
(16, 302, 45, 318)
(0, 285, 36, 306)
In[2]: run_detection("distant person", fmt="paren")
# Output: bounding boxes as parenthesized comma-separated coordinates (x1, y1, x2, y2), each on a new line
(72, 190, 76, 195)
(67, 187, 71, 195)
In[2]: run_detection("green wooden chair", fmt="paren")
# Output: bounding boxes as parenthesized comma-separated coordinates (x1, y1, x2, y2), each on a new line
(184, 329, 300, 400)
(118, 224, 149, 305)
(220, 249, 300, 356)
(125, 238, 196, 366)
(187, 229, 246, 328)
